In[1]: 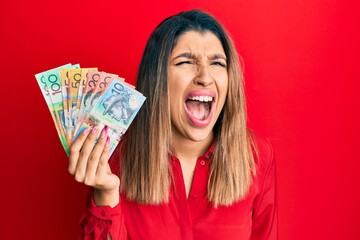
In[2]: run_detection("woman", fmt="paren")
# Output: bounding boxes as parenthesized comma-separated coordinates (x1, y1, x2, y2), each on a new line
(69, 10, 277, 240)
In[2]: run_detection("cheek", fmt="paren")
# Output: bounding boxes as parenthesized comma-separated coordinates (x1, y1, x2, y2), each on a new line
(168, 84, 181, 110)
(168, 76, 188, 102)
(213, 67, 228, 80)
(216, 82, 229, 109)
(168, 73, 180, 94)
(216, 75, 229, 94)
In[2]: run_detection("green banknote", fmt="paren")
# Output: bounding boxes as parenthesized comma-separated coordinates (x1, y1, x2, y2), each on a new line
(35, 63, 73, 154)
(42, 64, 80, 154)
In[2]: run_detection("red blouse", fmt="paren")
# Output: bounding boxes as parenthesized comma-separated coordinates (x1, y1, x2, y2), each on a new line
(79, 136, 277, 240)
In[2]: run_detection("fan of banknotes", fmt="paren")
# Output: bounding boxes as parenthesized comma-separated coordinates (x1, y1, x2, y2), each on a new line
(35, 63, 146, 156)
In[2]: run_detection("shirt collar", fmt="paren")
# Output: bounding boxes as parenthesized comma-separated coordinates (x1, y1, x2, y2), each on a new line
(205, 139, 215, 158)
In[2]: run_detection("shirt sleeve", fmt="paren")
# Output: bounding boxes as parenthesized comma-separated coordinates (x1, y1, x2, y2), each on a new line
(251, 139, 278, 240)
(79, 189, 127, 240)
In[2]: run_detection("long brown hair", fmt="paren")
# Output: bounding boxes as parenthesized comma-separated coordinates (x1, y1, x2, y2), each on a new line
(120, 10, 256, 206)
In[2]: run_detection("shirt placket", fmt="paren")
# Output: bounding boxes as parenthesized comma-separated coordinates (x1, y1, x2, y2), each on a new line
(171, 153, 211, 239)
(171, 157, 193, 239)
(188, 154, 210, 221)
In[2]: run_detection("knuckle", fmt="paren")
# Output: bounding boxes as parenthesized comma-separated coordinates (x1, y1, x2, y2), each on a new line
(88, 153, 97, 162)
(99, 159, 107, 166)
(94, 178, 104, 187)
(74, 173, 84, 183)
(69, 144, 80, 153)
(79, 149, 90, 159)
(68, 166, 75, 175)
(84, 177, 93, 186)
(102, 155, 109, 163)
(103, 147, 110, 154)
(98, 137, 107, 146)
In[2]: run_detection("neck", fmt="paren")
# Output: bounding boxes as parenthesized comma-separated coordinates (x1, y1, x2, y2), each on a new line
(171, 132, 214, 161)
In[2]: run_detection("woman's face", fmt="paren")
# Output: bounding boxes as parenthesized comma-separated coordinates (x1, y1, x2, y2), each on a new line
(168, 30, 228, 144)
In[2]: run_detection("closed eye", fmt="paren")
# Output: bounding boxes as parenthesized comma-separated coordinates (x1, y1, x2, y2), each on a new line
(211, 61, 226, 67)
(175, 61, 194, 66)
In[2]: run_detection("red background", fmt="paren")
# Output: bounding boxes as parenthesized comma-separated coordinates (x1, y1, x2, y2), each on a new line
(1, 0, 359, 239)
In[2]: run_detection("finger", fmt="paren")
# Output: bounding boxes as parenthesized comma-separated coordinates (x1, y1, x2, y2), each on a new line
(89, 126, 109, 162)
(68, 127, 91, 175)
(84, 126, 109, 185)
(74, 126, 99, 182)
(96, 136, 111, 179)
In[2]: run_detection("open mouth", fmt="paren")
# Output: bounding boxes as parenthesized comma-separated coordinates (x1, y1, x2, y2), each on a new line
(184, 92, 215, 127)
(185, 96, 213, 120)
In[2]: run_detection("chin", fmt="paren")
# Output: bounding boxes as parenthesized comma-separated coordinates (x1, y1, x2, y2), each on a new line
(185, 127, 214, 142)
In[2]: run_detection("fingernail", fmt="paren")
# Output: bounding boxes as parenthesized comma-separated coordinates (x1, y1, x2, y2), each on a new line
(106, 136, 110, 147)
(82, 128, 90, 135)
(91, 127, 98, 134)
(100, 126, 109, 138)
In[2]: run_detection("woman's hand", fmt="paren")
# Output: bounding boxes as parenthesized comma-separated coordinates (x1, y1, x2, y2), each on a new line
(68, 126, 120, 207)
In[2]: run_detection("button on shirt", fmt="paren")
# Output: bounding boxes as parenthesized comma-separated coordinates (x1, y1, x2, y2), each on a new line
(80, 136, 277, 240)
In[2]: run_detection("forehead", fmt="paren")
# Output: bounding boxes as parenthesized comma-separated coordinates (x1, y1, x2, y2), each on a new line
(171, 30, 225, 56)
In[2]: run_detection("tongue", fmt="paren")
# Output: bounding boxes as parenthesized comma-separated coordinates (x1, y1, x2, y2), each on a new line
(185, 100, 209, 120)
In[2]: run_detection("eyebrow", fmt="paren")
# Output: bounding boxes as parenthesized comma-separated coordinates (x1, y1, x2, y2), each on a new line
(210, 53, 227, 61)
(172, 52, 195, 60)
(172, 52, 227, 61)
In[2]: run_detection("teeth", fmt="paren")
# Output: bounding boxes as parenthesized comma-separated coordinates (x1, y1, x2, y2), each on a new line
(188, 96, 213, 102)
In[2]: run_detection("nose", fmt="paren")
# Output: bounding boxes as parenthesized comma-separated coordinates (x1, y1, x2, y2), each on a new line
(193, 65, 213, 87)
